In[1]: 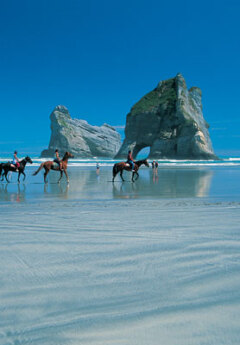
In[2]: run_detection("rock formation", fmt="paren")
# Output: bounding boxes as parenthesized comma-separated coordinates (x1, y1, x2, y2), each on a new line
(115, 74, 217, 160)
(41, 106, 121, 158)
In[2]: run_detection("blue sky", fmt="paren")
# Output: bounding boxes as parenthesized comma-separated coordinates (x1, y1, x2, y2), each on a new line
(0, 0, 240, 156)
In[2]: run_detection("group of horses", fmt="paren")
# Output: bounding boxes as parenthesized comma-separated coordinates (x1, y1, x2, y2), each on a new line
(0, 151, 149, 183)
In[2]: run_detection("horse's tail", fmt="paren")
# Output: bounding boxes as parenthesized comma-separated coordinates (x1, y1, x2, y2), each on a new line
(112, 163, 119, 182)
(113, 164, 118, 176)
(32, 163, 44, 176)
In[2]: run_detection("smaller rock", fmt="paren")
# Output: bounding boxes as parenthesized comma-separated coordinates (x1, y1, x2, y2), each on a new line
(41, 106, 121, 158)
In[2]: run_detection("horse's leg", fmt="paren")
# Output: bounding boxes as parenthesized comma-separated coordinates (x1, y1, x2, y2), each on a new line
(58, 170, 63, 183)
(135, 172, 139, 181)
(120, 170, 125, 182)
(132, 172, 135, 182)
(22, 171, 26, 181)
(63, 169, 69, 184)
(4, 171, 10, 183)
(44, 169, 49, 183)
(18, 172, 21, 183)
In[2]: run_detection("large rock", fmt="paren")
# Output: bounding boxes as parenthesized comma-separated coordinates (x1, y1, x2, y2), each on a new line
(41, 106, 121, 158)
(115, 74, 218, 160)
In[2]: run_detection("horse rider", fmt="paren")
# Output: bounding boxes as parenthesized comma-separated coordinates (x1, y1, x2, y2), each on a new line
(127, 150, 135, 172)
(12, 151, 20, 171)
(54, 149, 63, 171)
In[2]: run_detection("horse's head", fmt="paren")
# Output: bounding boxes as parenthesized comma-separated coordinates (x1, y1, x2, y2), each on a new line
(67, 152, 74, 158)
(63, 152, 74, 160)
(144, 159, 149, 167)
(25, 156, 33, 164)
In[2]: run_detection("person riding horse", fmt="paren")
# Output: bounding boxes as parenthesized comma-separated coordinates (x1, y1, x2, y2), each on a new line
(33, 151, 74, 183)
(53, 149, 63, 171)
(112, 158, 149, 182)
(1, 156, 33, 183)
(127, 150, 135, 172)
(12, 151, 20, 171)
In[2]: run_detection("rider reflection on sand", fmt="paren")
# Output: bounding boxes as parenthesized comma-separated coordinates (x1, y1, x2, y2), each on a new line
(96, 162, 100, 176)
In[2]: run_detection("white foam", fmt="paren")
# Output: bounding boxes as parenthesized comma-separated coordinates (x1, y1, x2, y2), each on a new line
(1, 156, 240, 168)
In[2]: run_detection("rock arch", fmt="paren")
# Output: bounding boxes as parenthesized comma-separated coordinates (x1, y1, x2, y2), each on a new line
(115, 74, 217, 160)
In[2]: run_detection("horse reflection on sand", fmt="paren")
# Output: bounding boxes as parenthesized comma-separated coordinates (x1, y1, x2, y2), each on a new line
(44, 181, 69, 198)
(0, 183, 26, 202)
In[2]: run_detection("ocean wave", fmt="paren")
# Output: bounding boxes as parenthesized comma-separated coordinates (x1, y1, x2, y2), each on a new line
(1, 157, 240, 167)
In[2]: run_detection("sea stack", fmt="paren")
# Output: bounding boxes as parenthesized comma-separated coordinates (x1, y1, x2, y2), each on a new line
(115, 74, 217, 160)
(41, 105, 121, 158)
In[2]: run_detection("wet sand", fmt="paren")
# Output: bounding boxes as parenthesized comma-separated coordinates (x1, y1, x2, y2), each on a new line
(0, 166, 240, 344)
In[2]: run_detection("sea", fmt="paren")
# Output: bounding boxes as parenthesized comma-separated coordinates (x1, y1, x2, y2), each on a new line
(0, 156, 240, 345)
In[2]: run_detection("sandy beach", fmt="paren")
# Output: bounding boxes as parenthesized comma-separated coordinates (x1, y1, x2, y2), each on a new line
(0, 164, 240, 345)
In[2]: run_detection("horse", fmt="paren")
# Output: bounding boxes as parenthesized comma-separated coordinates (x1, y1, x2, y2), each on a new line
(1, 156, 33, 183)
(112, 158, 149, 182)
(33, 151, 74, 183)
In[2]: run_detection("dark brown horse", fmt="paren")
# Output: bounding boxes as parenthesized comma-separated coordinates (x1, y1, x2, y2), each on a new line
(0, 163, 3, 179)
(1, 156, 33, 183)
(112, 158, 149, 182)
(33, 152, 74, 183)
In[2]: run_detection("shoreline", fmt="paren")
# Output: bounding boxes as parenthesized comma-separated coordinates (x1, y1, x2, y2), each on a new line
(1, 165, 240, 203)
